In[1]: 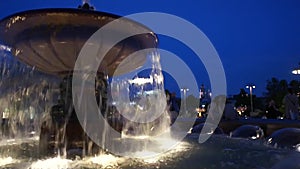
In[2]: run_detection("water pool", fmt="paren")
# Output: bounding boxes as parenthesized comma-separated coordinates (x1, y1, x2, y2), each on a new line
(1, 134, 299, 169)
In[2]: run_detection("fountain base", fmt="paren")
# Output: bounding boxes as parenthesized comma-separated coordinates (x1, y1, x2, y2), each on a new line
(38, 74, 109, 158)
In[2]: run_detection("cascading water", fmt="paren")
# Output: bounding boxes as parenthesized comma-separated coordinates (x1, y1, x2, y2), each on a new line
(0, 45, 62, 163)
(0, 47, 59, 140)
(110, 51, 170, 137)
(105, 50, 176, 158)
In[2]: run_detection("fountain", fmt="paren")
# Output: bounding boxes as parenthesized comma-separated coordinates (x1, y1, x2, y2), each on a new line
(1, 2, 300, 169)
(0, 1, 161, 158)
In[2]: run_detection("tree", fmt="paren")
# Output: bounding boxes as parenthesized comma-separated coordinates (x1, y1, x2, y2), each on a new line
(289, 80, 300, 95)
(264, 77, 300, 115)
(234, 89, 251, 116)
(234, 89, 249, 106)
(264, 77, 288, 107)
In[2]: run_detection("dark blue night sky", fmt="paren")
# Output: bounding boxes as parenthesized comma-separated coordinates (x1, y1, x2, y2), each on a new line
(1, 0, 300, 97)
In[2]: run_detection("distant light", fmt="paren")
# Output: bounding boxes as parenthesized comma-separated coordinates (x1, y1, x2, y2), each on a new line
(128, 77, 153, 85)
(267, 138, 272, 144)
(246, 84, 255, 89)
(180, 88, 189, 91)
(296, 144, 300, 152)
(292, 69, 300, 75)
(251, 136, 258, 140)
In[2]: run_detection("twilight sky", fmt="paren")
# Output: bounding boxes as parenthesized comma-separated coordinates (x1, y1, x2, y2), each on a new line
(1, 0, 300, 97)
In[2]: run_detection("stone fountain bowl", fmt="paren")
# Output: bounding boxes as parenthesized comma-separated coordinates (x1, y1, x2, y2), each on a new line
(0, 8, 158, 76)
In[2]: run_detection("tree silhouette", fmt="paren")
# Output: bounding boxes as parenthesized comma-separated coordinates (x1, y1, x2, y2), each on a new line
(234, 88, 251, 116)
(264, 77, 288, 107)
(264, 77, 300, 114)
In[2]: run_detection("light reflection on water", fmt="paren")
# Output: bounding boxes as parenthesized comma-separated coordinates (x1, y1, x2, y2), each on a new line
(130, 141, 189, 164)
(0, 136, 190, 169)
(25, 142, 189, 169)
(1, 135, 300, 169)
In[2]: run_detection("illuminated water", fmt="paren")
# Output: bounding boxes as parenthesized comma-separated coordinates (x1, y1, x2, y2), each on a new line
(0, 135, 300, 169)
(0, 48, 59, 137)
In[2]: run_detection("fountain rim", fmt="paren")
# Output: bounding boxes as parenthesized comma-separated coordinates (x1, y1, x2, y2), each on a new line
(0, 8, 159, 77)
(0, 8, 149, 29)
(0, 8, 159, 44)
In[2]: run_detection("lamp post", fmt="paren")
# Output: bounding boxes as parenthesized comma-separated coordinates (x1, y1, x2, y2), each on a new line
(292, 63, 300, 96)
(246, 84, 255, 113)
(292, 69, 300, 75)
(292, 63, 300, 75)
(181, 87, 189, 113)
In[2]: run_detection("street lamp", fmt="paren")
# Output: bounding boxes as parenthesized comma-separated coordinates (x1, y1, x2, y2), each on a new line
(246, 84, 255, 113)
(181, 87, 189, 113)
(292, 63, 300, 96)
(292, 63, 300, 75)
(292, 69, 300, 75)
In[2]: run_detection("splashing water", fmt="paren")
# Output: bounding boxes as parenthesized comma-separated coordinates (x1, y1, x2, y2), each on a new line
(28, 155, 121, 169)
(0, 157, 19, 166)
(28, 157, 72, 169)
(85, 154, 125, 167)
(25, 143, 188, 169)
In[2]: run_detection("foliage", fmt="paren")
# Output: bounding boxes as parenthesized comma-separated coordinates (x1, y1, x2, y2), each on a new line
(264, 77, 300, 114)
(264, 78, 288, 107)
(234, 89, 251, 116)
(234, 89, 249, 107)
(233, 88, 265, 117)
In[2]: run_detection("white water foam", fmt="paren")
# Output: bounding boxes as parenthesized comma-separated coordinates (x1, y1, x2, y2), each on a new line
(0, 157, 19, 166)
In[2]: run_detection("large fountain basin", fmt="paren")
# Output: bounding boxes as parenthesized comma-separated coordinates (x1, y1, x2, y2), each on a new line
(0, 8, 158, 76)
